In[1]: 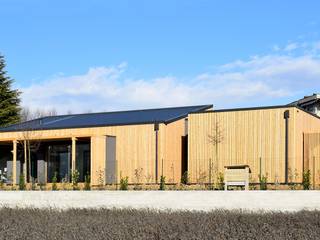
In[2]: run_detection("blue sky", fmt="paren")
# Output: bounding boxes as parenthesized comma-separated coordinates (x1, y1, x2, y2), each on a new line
(2, 1, 320, 113)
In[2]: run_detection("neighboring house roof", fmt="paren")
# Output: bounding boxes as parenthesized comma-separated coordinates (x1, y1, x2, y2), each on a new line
(288, 93, 320, 107)
(0, 105, 212, 132)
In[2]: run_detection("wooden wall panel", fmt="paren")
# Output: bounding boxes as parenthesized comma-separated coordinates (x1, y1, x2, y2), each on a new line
(158, 119, 186, 183)
(188, 107, 297, 183)
(0, 119, 186, 185)
(91, 135, 106, 185)
(297, 110, 320, 186)
(303, 133, 320, 186)
(294, 109, 320, 176)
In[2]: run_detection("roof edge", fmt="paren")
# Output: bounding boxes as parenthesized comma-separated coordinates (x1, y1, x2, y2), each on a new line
(164, 104, 213, 124)
(189, 104, 320, 121)
(189, 105, 293, 114)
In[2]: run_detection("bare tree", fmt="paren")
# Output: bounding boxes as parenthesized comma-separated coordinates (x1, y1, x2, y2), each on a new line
(20, 107, 57, 121)
(17, 107, 57, 183)
(17, 122, 43, 183)
(208, 119, 224, 187)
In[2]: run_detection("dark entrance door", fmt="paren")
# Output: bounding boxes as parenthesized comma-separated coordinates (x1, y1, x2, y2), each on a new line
(181, 135, 188, 178)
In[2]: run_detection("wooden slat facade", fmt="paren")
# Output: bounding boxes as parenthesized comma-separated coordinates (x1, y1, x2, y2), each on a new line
(188, 107, 320, 184)
(0, 119, 186, 185)
(303, 133, 320, 186)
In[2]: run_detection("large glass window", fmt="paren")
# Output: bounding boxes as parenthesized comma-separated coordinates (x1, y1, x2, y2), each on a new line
(47, 144, 71, 182)
(76, 141, 90, 182)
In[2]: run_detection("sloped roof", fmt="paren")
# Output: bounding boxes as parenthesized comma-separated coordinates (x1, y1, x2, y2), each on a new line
(0, 105, 212, 132)
(288, 93, 320, 107)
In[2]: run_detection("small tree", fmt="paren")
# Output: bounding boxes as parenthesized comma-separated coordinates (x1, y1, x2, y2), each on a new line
(216, 172, 224, 190)
(120, 176, 128, 190)
(159, 175, 166, 190)
(31, 177, 36, 190)
(52, 172, 58, 191)
(97, 168, 105, 190)
(259, 174, 268, 190)
(133, 167, 143, 190)
(145, 173, 153, 184)
(208, 119, 224, 185)
(302, 170, 311, 190)
(288, 168, 299, 190)
(71, 170, 80, 190)
(181, 171, 189, 185)
(197, 170, 207, 186)
(19, 174, 26, 190)
(84, 174, 91, 190)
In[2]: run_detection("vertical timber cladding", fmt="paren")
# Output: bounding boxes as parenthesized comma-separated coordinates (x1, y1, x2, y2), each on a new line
(90, 135, 106, 186)
(298, 109, 320, 185)
(89, 120, 186, 185)
(0, 120, 187, 185)
(188, 107, 301, 184)
(303, 133, 320, 186)
(158, 118, 186, 183)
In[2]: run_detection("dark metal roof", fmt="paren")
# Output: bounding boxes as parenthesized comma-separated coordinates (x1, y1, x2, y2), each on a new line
(0, 105, 212, 132)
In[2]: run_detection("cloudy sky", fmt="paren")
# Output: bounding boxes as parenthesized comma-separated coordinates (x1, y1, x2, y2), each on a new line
(2, 1, 320, 113)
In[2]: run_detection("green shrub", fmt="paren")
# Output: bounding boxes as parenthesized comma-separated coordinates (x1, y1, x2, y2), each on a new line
(71, 170, 80, 190)
(181, 171, 189, 185)
(217, 172, 224, 190)
(303, 170, 311, 190)
(259, 175, 267, 190)
(19, 174, 26, 190)
(52, 172, 58, 191)
(84, 174, 91, 191)
(120, 176, 129, 190)
(159, 175, 166, 190)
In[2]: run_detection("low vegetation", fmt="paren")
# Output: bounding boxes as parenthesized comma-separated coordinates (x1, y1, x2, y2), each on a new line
(259, 174, 268, 190)
(84, 174, 91, 190)
(120, 176, 129, 190)
(18, 175, 26, 191)
(0, 208, 319, 239)
(303, 170, 311, 190)
(51, 172, 58, 191)
(159, 175, 166, 190)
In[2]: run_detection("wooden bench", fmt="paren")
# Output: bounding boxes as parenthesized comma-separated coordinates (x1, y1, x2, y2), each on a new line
(224, 165, 250, 190)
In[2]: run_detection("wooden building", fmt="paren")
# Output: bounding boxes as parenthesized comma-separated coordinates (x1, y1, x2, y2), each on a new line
(0, 105, 212, 185)
(2, 102, 320, 188)
(188, 106, 320, 186)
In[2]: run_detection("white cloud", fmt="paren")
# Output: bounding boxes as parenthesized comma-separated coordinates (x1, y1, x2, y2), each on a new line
(284, 43, 299, 52)
(21, 42, 320, 113)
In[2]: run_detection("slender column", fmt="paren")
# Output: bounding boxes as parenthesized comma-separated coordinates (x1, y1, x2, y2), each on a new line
(23, 140, 27, 182)
(12, 140, 17, 185)
(71, 137, 77, 174)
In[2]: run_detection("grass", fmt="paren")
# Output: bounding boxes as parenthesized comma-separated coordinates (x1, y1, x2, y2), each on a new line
(0, 208, 319, 239)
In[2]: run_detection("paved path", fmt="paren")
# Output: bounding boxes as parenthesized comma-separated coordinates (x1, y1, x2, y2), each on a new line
(0, 191, 319, 212)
